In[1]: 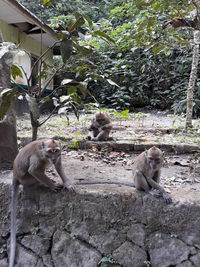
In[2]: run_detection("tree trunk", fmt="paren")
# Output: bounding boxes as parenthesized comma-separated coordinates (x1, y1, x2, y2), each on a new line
(185, 30, 200, 128)
(0, 42, 18, 169)
(26, 95, 40, 141)
(30, 111, 39, 141)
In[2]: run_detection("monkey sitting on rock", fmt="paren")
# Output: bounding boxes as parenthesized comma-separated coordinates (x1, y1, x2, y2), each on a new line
(132, 146, 172, 203)
(9, 139, 74, 267)
(87, 112, 112, 141)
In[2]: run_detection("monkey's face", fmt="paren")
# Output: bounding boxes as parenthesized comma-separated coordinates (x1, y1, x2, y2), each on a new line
(43, 140, 61, 164)
(95, 113, 106, 124)
(46, 147, 61, 164)
(145, 146, 164, 170)
(147, 156, 163, 170)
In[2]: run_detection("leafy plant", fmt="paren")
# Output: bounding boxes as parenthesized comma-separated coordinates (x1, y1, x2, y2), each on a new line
(31, 226, 40, 235)
(133, 112, 150, 127)
(144, 260, 151, 267)
(113, 109, 131, 123)
(98, 255, 120, 267)
(68, 139, 80, 149)
(0, 244, 7, 254)
(9, 8, 115, 140)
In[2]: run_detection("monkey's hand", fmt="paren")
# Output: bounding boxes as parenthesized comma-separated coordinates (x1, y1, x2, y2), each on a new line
(149, 188, 162, 197)
(162, 192, 172, 204)
(64, 184, 75, 192)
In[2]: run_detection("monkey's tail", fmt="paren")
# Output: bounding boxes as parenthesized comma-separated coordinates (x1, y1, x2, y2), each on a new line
(9, 179, 19, 267)
(76, 181, 135, 187)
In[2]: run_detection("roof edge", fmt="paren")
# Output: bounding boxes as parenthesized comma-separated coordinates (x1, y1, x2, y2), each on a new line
(5, 0, 58, 41)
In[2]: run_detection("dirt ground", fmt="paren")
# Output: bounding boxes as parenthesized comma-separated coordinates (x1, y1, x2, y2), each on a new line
(0, 111, 200, 193)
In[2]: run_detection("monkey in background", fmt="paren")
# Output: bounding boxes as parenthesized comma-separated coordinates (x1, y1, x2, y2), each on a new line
(132, 146, 172, 203)
(9, 139, 74, 267)
(87, 112, 112, 141)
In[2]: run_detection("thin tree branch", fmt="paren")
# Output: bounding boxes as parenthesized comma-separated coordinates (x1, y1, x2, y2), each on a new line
(39, 106, 57, 126)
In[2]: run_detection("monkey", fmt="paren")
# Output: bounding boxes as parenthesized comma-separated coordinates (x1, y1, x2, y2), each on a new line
(9, 138, 74, 267)
(87, 112, 112, 141)
(132, 146, 172, 203)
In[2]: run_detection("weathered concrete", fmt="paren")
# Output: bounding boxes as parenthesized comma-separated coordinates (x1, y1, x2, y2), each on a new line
(1, 178, 200, 267)
(78, 140, 200, 154)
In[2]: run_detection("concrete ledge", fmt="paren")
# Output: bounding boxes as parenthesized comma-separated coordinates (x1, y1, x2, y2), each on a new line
(77, 140, 200, 154)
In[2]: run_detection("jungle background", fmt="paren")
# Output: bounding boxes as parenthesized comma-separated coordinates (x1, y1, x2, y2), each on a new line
(17, 0, 200, 116)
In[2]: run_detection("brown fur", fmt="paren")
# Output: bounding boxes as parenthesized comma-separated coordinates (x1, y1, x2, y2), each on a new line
(132, 146, 172, 203)
(9, 139, 74, 267)
(87, 112, 112, 141)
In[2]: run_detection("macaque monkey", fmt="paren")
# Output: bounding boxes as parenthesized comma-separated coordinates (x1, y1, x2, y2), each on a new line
(9, 139, 74, 267)
(132, 146, 172, 203)
(87, 112, 112, 141)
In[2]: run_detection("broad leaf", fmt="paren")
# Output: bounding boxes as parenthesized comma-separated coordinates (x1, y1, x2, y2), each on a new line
(60, 95, 71, 103)
(60, 39, 73, 63)
(61, 79, 73, 85)
(43, 0, 52, 7)
(92, 30, 115, 43)
(82, 14, 93, 27)
(73, 42, 93, 55)
(11, 64, 23, 79)
(58, 106, 68, 115)
(68, 87, 77, 95)
(106, 79, 120, 87)
(69, 17, 85, 33)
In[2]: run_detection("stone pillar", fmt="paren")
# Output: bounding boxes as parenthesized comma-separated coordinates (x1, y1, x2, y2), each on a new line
(0, 42, 18, 169)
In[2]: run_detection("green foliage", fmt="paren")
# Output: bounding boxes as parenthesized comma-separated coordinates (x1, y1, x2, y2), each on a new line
(144, 260, 151, 267)
(68, 139, 80, 149)
(11, 64, 23, 79)
(60, 39, 73, 63)
(194, 244, 200, 250)
(31, 226, 40, 235)
(99, 255, 120, 267)
(19, 0, 200, 116)
(172, 79, 200, 115)
(52, 79, 90, 120)
(108, 0, 193, 51)
(20, 0, 121, 23)
(113, 109, 131, 122)
(0, 88, 19, 120)
(64, 219, 75, 230)
(0, 244, 6, 254)
(85, 47, 196, 111)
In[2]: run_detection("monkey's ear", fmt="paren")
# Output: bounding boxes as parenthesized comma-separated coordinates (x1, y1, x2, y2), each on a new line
(162, 151, 165, 156)
(39, 141, 46, 152)
(41, 142, 45, 149)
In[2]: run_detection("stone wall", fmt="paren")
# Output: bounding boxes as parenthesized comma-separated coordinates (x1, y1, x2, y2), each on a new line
(1, 179, 200, 267)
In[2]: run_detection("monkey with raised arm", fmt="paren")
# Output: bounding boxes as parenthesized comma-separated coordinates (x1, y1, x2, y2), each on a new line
(9, 139, 74, 267)
(132, 146, 172, 203)
(87, 112, 112, 141)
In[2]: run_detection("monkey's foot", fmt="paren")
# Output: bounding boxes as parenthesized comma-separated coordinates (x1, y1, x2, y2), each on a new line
(149, 188, 162, 197)
(64, 184, 75, 192)
(52, 184, 63, 192)
(162, 192, 172, 204)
